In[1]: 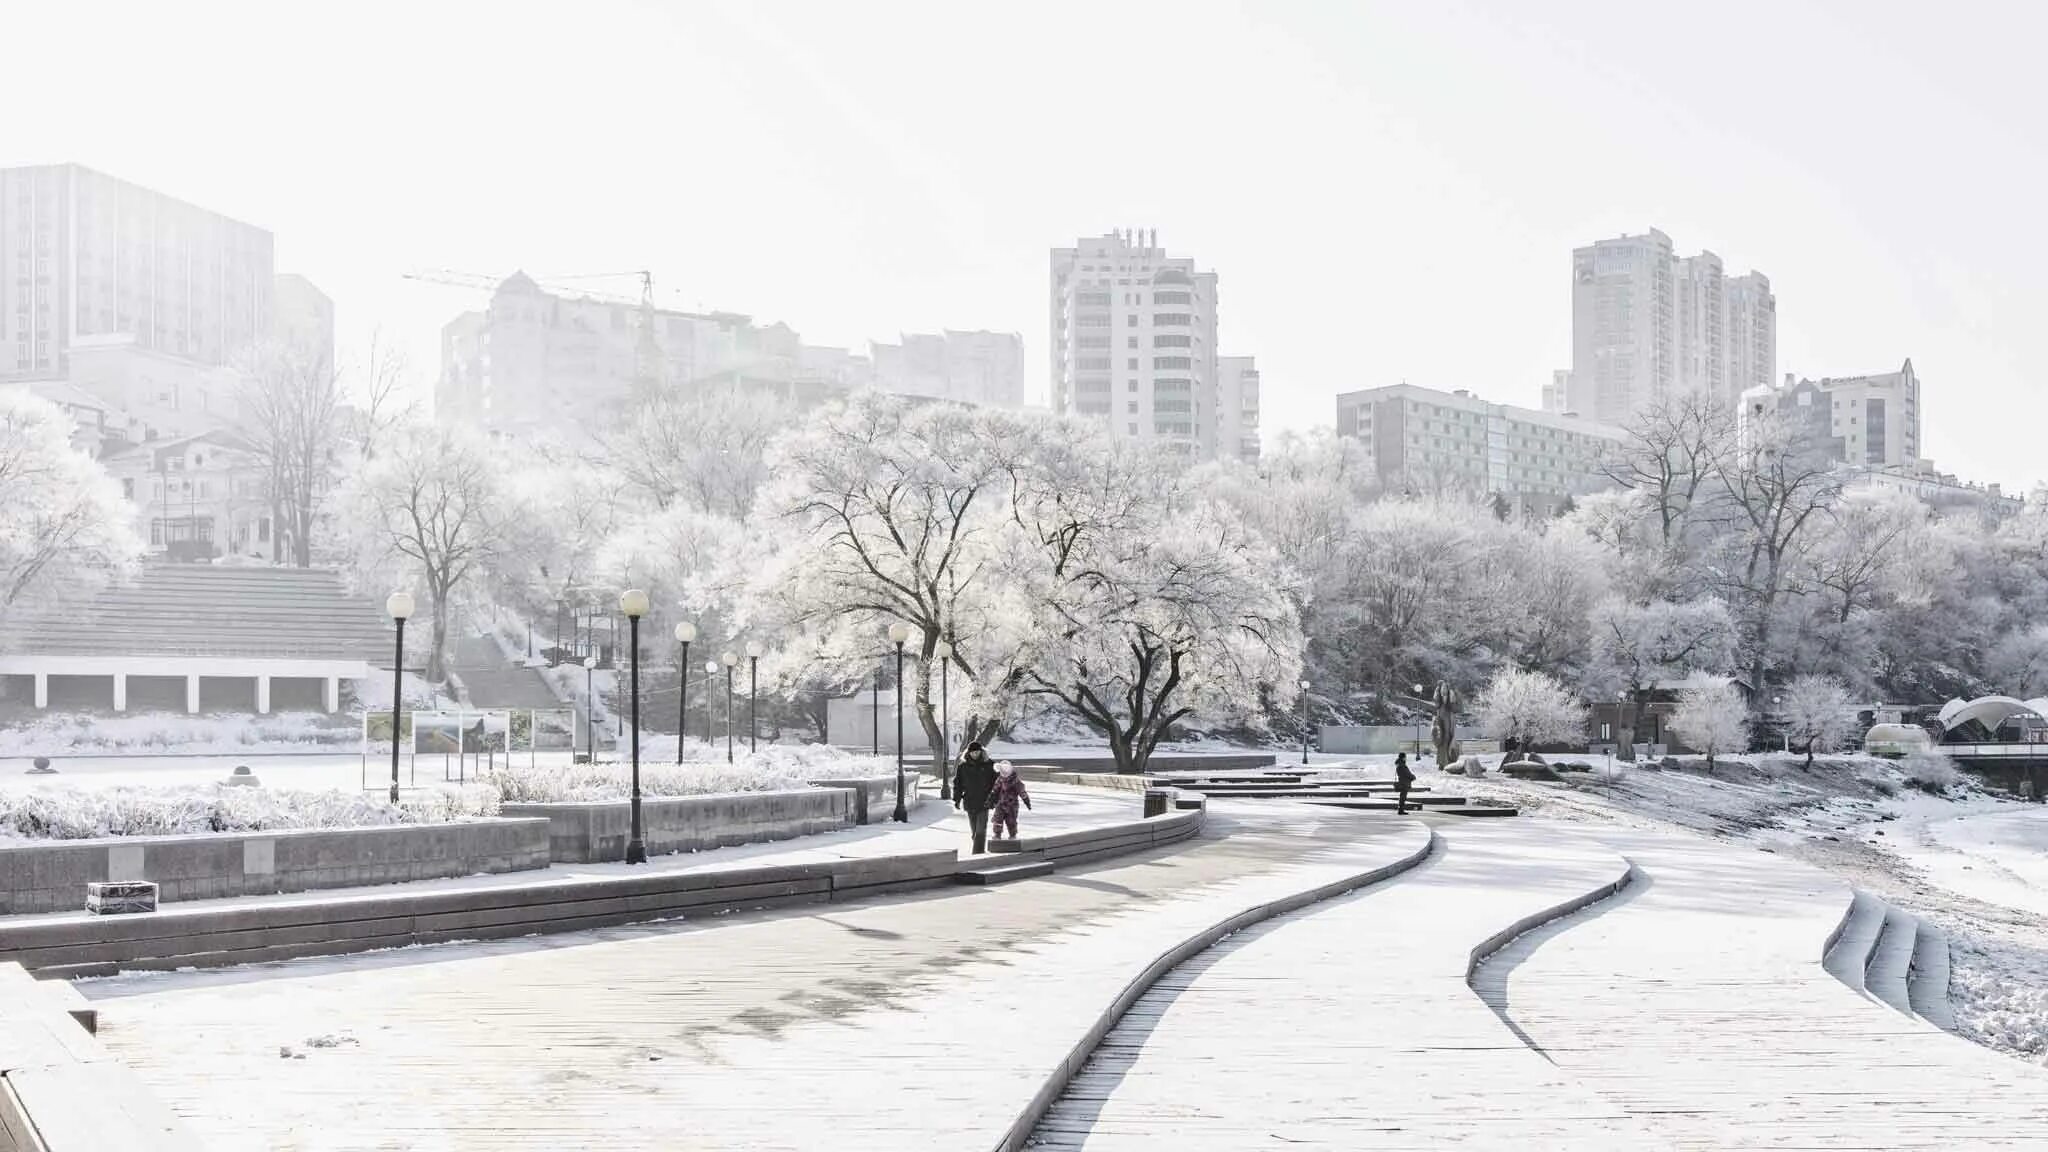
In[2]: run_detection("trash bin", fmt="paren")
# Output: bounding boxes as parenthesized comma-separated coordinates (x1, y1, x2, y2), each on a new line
(1143, 788, 1172, 818)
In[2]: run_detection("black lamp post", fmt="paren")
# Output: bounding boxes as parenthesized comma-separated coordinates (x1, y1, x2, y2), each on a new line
(621, 589, 649, 865)
(871, 664, 880, 756)
(888, 621, 911, 822)
(385, 591, 413, 804)
(673, 621, 696, 765)
(746, 641, 763, 753)
(720, 650, 738, 762)
(584, 655, 599, 761)
(1299, 678, 1311, 765)
(703, 659, 718, 745)
(935, 640, 953, 801)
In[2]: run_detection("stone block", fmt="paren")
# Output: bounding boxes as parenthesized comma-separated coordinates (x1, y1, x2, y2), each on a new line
(241, 838, 275, 877)
(105, 844, 144, 883)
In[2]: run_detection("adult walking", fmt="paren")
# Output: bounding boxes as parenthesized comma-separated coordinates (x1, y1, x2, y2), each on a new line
(953, 741, 999, 854)
(1393, 751, 1416, 815)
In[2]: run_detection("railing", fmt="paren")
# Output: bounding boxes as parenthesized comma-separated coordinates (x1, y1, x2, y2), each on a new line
(1944, 743, 2048, 759)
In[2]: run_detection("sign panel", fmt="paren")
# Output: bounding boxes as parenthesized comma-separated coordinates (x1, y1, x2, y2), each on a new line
(413, 711, 462, 755)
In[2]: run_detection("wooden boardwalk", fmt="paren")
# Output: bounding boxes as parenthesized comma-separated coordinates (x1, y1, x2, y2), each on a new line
(88, 804, 1427, 1151)
(1486, 825, 2048, 1149)
(1032, 821, 1663, 1150)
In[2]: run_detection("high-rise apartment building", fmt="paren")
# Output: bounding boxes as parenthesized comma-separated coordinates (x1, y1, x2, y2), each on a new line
(1, 164, 274, 382)
(273, 273, 335, 376)
(1723, 272, 1776, 399)
(1050, 229, 1223, 458)
(1543, 369, 1572, 414)
(1216, 355, 1261, 461)
(1335, 383, 1626, 517)
(870, 330, 1025, 408)
(1570, 227, 1774, 422)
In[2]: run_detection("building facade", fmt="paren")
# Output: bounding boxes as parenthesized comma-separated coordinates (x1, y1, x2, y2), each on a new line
(1050, 229, 1223, 458)
(1, 164, 274, 382)
(1542, 369, 1572, 414)
(99, 429, 276, 562)
(1334, 383, 1626, 517)
(1570, 227, 1774, 423)
(437, 272, 869, 439)
(273, 272, 335, 376)
(869, 330, 1025, 408)
(1216, 355, 1261, 461)
(1755, 360, 1922, 470)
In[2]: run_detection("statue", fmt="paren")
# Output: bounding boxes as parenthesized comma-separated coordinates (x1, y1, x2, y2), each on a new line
(1431, 680, 1461, 767)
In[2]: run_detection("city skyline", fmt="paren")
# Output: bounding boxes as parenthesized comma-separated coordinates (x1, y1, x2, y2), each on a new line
(6, 1, 2043, 487)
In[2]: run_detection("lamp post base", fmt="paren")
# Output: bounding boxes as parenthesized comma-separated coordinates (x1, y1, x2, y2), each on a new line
(893, 769, 909, 823)
(626, 838, 647, 865)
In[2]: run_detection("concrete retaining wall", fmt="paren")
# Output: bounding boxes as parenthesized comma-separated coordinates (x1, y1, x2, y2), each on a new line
(1008, 753, 1275, 774)
(0, 819, 551, 916)
(810, 774, 920, 825)
(500, 788, 854, 864)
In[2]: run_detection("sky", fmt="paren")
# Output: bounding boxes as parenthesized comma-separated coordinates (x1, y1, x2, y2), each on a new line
(5, 0, 2044, 488)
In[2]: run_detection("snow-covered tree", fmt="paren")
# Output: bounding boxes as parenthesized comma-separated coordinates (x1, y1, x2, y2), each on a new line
(1474, 667, 1587, 754)
(607, 388, 787, 517)
(1008, 471, 1303, 774)
(1669, 673, 1749, 770)
(235, 340, 342, 567)
(0, 390, 141, 630)
(1714, 407, 1842, 701)
(1586, 596, 1738, 760)
(335, 421, 522, 680)
(1778, 674, 1854, 770)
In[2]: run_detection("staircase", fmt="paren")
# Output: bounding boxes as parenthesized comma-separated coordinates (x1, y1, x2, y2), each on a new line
(449, 633, 564, 710)
(1823, 888, 1955, 1031)
(1153, 769, 1517, 817)
(13, 564, 390, 661)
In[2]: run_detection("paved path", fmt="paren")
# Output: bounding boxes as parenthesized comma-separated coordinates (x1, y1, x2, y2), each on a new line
(89, 804, 1428, 1151)
(1033, 820, 1660, 1150)
(1489, 826, 2048, 1149)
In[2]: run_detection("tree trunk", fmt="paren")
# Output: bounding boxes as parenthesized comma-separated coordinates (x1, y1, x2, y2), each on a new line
(426, 590, 451, 683)
(1803, 739, 1815, 771)
(913, 658, 946, 778)
(1616, 690, 1642, 762)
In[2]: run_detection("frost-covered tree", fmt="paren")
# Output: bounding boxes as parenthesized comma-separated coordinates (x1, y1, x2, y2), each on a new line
(1778, 674, 1854, 770)
(0, 390, 140, 630)
(335, 421, 521, 680)
(235, 340, 342, 567)
(1586, 596, 1738, 761)
(1473, 668, 1587, 754)
(749, 393, 1036, 771)
(1715, 407, 1842, 701)
(1669, 673, 1749, 770)
(1009, 474, 1302, 774)
(607, 388, 786, 517)
(1985, 626, 2048, 700)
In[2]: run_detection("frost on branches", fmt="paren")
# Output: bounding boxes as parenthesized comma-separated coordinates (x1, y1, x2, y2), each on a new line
(0, 390, 140, 630)
(1474, 668, 1587, 754)
(1669, 673, 1749, 770)
(1588, 597, 1738, 761)
(1778, 674, 1854, 770)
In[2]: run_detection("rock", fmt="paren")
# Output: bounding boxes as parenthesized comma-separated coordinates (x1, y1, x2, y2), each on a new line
(1458, 755, 1486, 777)
(27, 756, 55, 775)
(223, 765, 261, 787)
(1442, 761, 1466, 776)
(1658, 756, 1681, 770)
(1557, 762, 1592, 773)
(1522, 752, 1547, 764)
(1502, 760, 1562, 781)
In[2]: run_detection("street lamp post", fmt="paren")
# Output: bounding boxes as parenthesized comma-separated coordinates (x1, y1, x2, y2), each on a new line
(746, 641, 763, 753)
(1299, 678, 1311, 765)
(888, 622, 911, 822)
(1412, 683, 1426, 757)
(935, 640, 953, 801)
(384, 592, 413, 804)
(703, 660, 718, 745)
(584, 655, 598, 761)
(620, 589, 650, 865)
(871, 664, 880, 756)
(674, 622, 696, 765)
(720, 651, 738, 762)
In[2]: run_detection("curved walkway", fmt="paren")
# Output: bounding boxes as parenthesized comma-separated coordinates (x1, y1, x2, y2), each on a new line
(1032, 820, 1659, 1150)
(88, 804, 1427, 1151)
(1488, 826, 2048, 1149)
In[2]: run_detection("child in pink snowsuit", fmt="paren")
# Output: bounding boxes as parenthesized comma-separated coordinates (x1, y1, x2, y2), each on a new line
(990, 761, 1031, 839)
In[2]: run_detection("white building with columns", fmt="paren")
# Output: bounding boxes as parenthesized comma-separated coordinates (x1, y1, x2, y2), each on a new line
(0, 565, 389, 716)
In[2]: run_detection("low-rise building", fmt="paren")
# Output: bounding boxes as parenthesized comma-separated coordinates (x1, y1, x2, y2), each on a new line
(99, 430, 276, 562)
(870, 330, 1024, 409)
(1334, 383, 1627, 516)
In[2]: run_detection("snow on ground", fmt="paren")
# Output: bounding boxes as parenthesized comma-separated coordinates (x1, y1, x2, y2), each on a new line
(1307, 747, 2048, 1069)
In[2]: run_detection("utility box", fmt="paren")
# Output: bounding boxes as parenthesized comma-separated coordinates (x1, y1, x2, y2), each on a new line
(86, 880, 158, 915)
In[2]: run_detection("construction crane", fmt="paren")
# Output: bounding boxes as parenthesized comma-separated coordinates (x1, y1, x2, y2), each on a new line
(403, 267, 664, 397)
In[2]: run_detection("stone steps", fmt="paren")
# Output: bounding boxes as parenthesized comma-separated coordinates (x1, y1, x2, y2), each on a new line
(954, 860, 1056, 886)
(1823, 888, 1954, 1031)
(1864, 905, 1918, 1015)
(1908, 918, 1956, 1031)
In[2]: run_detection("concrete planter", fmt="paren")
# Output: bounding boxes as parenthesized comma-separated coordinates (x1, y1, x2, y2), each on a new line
(501, 788, 856, 864)
(810, 774, 922, 825)
(0, 819, 551, 915)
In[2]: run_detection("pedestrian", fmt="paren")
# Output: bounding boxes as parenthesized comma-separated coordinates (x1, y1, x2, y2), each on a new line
(990, 760, 1032, 841)
(1394, 751, 1416, 815)
(953, 741, 999, 854)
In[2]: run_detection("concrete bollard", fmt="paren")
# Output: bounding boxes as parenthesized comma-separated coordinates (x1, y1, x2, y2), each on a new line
(1143, 789, 1171, 818)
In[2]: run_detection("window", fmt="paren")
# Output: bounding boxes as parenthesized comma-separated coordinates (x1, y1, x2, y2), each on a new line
(1127, 401, 1138, 414)
(122, 478, 134, 499)
(1126, 315, 1137, 327)
(1154, 356, 1191, 370)
(1077, 357, 1110, 370)
(1128, 423, 1138, 435)
(1076, 334, 1109, 349)
(1127, 358, 1139, 369)
(1153, 334, 1191, 348)
(1127, 337, 1138, 349)
(1127, 381, 1138, 392)
(1152, 313, 1191, 326)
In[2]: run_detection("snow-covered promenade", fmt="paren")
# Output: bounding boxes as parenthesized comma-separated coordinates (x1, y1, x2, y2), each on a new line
(71, 794, 2048, 1150)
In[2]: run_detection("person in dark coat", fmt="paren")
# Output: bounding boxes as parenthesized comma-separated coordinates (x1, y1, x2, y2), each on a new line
(953, 742, 999, 853)
(1394, 752, 1416, 815)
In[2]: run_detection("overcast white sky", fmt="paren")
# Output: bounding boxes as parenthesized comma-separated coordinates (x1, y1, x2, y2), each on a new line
(6, 0, 2043, 487)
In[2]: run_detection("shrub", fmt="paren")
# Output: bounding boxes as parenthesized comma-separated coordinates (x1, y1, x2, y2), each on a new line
(1903, 750, 1960, 795)
(0, 784, 482, 842)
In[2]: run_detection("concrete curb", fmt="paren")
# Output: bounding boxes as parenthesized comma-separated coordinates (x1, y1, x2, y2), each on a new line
(1464, 855, 1637, 980)
(991, 821, 1436, 1152)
